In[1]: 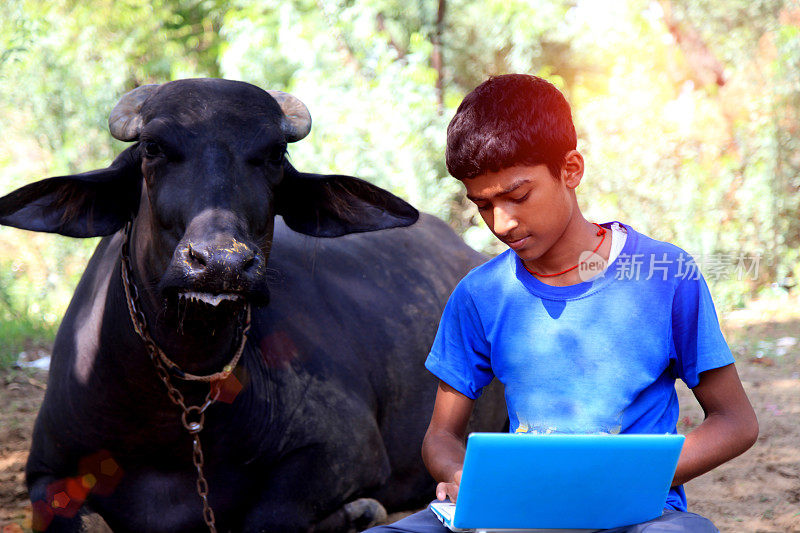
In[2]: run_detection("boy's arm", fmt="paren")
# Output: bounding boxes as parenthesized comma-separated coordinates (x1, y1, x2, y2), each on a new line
(422, 380, 475, 503)
(672, 362, 759, 486)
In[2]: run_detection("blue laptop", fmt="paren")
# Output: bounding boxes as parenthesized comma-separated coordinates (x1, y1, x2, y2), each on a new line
(429, 433, 684, 532)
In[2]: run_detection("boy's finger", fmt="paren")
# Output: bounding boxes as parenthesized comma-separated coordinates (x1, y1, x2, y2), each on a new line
(436, 482, 448, 501)
(448, 484, 459, 503)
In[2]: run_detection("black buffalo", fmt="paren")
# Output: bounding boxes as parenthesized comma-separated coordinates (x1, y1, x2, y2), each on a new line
(0, 79, 504, 532)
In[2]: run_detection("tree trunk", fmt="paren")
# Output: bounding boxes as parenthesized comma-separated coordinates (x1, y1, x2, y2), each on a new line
(658, 0, 726, 88)
(431, 0, 446, 114)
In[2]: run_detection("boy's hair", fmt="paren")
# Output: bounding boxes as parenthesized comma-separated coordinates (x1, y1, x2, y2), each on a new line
(446, 74, 577, 181)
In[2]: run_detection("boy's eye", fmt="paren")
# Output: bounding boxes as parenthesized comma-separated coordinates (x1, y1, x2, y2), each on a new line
(511, 192, 529, 203)
(476, 203, 490, 211)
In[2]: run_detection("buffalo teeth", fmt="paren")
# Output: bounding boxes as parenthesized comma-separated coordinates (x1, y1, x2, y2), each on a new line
(179, 291, 242, 307)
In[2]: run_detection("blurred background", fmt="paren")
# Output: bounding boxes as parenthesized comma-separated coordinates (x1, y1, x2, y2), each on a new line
(1, 3, 800, 529)
(1, 0, 799, 365)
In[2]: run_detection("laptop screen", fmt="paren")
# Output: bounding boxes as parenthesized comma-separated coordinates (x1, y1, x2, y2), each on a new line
(452, 433, 684, 530)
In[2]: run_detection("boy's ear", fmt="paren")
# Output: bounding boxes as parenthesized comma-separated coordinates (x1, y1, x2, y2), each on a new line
(0, 146, 142, 237)
(275, 164, 419, 237)
(561, 150, 584, 189)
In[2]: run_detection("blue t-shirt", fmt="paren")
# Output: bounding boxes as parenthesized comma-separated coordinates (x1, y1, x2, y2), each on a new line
(425, 222, 734, 512)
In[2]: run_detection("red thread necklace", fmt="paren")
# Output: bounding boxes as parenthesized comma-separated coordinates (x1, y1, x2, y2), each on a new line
(526, 223, 607, 277)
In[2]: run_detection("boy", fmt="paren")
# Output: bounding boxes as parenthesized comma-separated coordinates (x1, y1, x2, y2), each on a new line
(369, 74, 758, 532)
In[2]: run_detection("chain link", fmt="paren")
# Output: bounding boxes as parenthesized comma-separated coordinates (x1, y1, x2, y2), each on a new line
(120, 221, 250, 533)
(192, 434, 216, 531)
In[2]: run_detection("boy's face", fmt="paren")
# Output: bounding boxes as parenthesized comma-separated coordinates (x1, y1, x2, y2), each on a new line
(464, 164, 576, 266)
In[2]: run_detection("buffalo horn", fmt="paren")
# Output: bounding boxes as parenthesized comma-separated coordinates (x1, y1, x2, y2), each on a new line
(267, 90, 312, 142)
(108, 84, 160, 141)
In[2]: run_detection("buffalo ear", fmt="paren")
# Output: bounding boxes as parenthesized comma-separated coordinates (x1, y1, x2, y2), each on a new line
(276, 166, 419, 237)
(0, 146, 141, 237)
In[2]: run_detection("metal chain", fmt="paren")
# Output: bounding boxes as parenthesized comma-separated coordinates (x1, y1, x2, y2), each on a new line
(192, 433, 215, 527)
(119, 221, 251, 533)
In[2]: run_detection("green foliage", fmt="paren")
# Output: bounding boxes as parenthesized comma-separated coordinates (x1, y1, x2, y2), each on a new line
(0, 285, 54, 369)
(1, 0, 799, 364)
(0, 250, 60, 366)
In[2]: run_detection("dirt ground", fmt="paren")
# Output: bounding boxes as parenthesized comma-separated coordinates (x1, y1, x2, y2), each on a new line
(1, 295, 798, 532)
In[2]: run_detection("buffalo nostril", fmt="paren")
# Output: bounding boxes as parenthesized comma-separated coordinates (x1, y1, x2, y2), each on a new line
(242, 250, 256, 271)
(187, 244, 208, 267)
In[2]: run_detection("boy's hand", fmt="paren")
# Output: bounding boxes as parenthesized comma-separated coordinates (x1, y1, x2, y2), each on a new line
(673, 363, 758, 486)
(436, 469, 463, 502)
(423, 381, 473, 504)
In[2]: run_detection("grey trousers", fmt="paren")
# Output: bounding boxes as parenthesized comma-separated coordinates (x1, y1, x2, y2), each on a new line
(366, 506, 719, 533)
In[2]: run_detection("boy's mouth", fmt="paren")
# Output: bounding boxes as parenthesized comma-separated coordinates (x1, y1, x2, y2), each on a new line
(506, 236, 530, 250)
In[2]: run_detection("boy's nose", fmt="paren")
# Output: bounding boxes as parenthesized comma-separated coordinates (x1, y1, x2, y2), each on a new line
(492, 206, 518, 236)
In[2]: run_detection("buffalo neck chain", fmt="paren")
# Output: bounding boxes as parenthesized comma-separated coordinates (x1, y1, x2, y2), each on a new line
(119, 220, 251, 532)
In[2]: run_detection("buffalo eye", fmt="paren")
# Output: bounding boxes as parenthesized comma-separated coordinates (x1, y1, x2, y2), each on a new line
(142, 141, 163, 159)
(248, 143, 286, 167)
(268, 144, 286, 165)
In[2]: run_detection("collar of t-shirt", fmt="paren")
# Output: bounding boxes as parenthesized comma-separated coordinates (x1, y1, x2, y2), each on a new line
(607, 221, 628, 267)
(513, 221, 636, 301)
